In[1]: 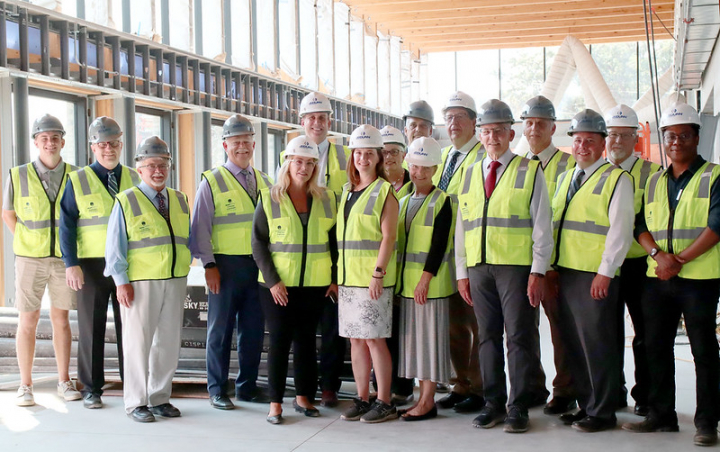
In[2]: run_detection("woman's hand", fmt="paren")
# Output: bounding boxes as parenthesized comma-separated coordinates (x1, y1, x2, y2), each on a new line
(369, 275, 384, 300)
(270, 281, 289, 306)
(414, 272, 432, 305)
(325, 283, 338, 303)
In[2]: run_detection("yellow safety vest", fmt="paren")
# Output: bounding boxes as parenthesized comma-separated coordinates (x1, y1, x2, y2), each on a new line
(458, 155, 540, 267)
(10, 162, 73, 258)
(542, 149, 576, 197)
(337, 178, 397, 287)
(552, 163, 626, 274)
(394, 180, 414, 200)
(432, 142, 484, 202)
(69, 166, 140, 258)
(258, 188, 337, 287)
(644, 162, 720, 280)
(116, 187, 191, 282)
(625, 158, 662, 259)
(396, 188, 456, 299)
(281, 142, 350, 198)
(202, 166, 272, 256)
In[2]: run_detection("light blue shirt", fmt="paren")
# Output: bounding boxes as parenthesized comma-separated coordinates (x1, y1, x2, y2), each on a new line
(103, 182, 170, 286)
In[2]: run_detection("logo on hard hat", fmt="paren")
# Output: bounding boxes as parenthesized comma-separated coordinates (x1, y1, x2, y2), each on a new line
(299, 142, 314, 150)
(613, 112, 628, 119)
(309, 97, 323, 105)
(668, 109, 683, 117)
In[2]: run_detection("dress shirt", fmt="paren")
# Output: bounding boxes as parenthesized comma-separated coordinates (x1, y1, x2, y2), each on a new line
(442, 136, 480, 179)
(455, 148, 553, 279)
(524, 144, 558, 169)
(3, 158, 70, 209)
(104, 182, 172, 286)
(614, 155, 638, 172)
(189, 161, 255, 266)
(316, 140, 330, 187)
(566, 158, 635, 277)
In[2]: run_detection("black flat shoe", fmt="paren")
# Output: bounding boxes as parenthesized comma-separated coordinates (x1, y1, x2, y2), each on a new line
(210, 394, 235, 410)
(401, 405, 438, 421)
(293, 399, 320, 417)
(266, 413, 284, 425)
(149, 403, 181, 418)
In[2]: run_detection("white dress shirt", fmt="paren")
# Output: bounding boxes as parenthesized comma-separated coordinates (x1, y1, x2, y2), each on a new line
(442, 136, 480, 178)
(524, 143, 558, 169)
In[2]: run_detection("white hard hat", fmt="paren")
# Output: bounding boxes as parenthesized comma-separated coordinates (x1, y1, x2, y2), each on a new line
(604, 104, 639, 129)
(349, 125, 384, 149)
(442, 91, 477, 115)
(299, 92, 332, 117)
(405, 137, 442, 167)
(380, 126, 406, 148)
(284, 135, 319, 160)
(659, 102, 702, 130)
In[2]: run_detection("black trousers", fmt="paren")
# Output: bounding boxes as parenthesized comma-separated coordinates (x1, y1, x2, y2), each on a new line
(260, 286, 325, 403)
(557, 268, 620, 420)
(318, 298, 346, 392)
(389, 302, 415, 396)
(76, 258, 123, 396)
(617, 256, 650, 406)
(642, 277, 720, 429)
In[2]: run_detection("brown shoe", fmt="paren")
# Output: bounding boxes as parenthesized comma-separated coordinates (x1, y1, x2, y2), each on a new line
(320, 390, 339, 407)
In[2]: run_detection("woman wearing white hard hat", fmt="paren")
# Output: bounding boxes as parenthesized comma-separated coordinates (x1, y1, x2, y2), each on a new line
(395, 137, 454, 421)
(251, 135, 338, 425)
(338, 124, 399, 424)
(380, 125, 413, 198)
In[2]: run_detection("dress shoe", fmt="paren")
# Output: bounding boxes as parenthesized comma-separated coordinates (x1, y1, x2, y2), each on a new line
(543, 396, 577, 415)
(210, 394, 235, 410)
(293, 399, 320, 417)
(436, 383, 451, 393)
(129, 406, 156, 423)
(572, 415, 616, 433)
(437, 392, 466, 409)
(694, 427, 718, 447)
(633, 404, 649, 417)
(266, 413, 284, 425)
(149, 403, 181, 418)
(237, 390, 271, 404)
(559, 409, 587, 425)
(392, 393, 414, 406)
(472, 404, 506, 429)
(83, 393, 102, 409)
(454, 394, 485, 413)
(622, 416, 679, 433)
(320, 390, 339, 407)
(504, 406, 529, 433)
(401, 405, 437, 422)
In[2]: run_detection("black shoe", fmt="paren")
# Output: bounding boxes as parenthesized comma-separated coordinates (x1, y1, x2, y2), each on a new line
(266, 413, 284, 425)
(401, 405, 438, 422)
(210, 394, 235, 410)
(504, 406, 529, 433)
(543, 396, 577, 415)
(559, 409, 587, 425)
(472, 404, 506, 429)
(622, 416, 679, 433)
(694, 427, 718, 447)
(454, 394, 485, 413)
(633, 404, 649, 417)
(293, 399, 320, 417)
(341, 398, 372, 421)
(83, 393, 102, 409)
(437, 392, 467, 409)
(572, 415, 616, 432)
(149, 403, 181, 418)
(129, 406, 156, 423)
(392, 393, 415, 406)
(237, 389, 271, 404)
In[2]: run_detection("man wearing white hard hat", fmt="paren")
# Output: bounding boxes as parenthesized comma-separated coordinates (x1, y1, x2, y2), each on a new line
(403, 100, 435, 145)
(434, 91, 485, 414)
(190, 114, 273, 410)
(604, 104, 661, 417)
(622, 103, 720, 447)
(456, 99, 552, 433)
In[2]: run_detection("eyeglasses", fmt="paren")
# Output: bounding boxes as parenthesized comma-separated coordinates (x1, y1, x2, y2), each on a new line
(663, 132, 695, 144)
(382, 149, 403, 157)
(95, 140, 122, 149)
(139, 163, 170, 171)
(607, 132, 636, 140)
(479, 127, 511, 137)
(444, 113, 470, 123)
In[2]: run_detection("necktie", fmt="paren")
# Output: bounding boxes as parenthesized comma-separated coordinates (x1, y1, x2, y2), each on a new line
(241, 169, 257, 203)
(157, 192, 169, 220)
(107, 171, 118, 198)
(485, 160, 502, 198)
(567, 169, 585, 202)
(439, 151, 461, 191)
(530, 155, 540, 161)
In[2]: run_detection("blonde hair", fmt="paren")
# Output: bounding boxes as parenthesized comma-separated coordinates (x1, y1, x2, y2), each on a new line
(270, 156, 324, 203)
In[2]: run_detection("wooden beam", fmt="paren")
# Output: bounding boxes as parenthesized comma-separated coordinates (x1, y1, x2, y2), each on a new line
(420, 35, 672, 52)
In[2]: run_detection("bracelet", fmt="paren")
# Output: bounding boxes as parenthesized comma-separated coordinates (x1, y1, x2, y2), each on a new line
(372, 275, 384, 279)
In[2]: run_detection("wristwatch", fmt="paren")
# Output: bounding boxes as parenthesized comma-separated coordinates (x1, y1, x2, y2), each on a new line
(204, 262, 217, 269)
(650, 248, 660, 259)
(374, 267, 386, 275)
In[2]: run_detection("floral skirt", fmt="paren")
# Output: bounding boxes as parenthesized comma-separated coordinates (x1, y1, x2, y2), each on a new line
(338, 286, 393, 339)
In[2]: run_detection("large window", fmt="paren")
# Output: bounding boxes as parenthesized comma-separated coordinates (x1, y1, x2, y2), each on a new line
(27, 92, 82, 166)
(256, 0, 276, 73)
(279, 0, 298, 77)
(317, 0, 334, 93)
(364, 33, 378, 108)
(230, 0, 253, 70)
(202, 0, 224, 60)
(130, 0, 155, 39)
(299, 0, 317, 89)
(169, 0, 192, 52)
(377, 32, 391, 112)
(334, 3, 350, 99)
(135, 107, 174, 185)
(210, 121, 226, 169)
(349, 17, 365, 102)
(500, 47, 545, 116)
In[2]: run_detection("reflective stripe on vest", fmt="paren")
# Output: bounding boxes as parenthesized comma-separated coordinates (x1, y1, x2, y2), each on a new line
(457, 155, 539, 267)
(70, 166, 140, 258)
(552, 163, 625, 274)
(396, 188, 456, 299)
(543, 149, 576, 199)
(337, 178, 397, 287)
(259, 187, 337, 287)
(118, 187, 191, 282)
(625, 158, 662, 259)
(203, 166, 272, 255)
(644, 162, 720, 279)
(282, 142, 349, 198)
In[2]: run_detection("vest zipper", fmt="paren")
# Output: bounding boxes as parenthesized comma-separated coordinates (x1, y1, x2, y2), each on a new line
(667, 208, 675, 254)
(164, 194, 178, 277)
(396, 200, 412, 296)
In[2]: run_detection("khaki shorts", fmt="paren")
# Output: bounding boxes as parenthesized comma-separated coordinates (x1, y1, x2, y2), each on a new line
(15, 256, 76, 312)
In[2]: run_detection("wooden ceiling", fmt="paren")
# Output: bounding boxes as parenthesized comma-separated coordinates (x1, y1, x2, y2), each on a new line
(342, 0, 676, 53)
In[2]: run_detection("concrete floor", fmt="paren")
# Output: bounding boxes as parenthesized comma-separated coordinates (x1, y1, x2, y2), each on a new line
(0, 310, 707, 452)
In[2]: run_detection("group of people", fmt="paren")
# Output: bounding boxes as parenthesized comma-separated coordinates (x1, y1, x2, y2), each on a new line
(6, 89, 719, 448)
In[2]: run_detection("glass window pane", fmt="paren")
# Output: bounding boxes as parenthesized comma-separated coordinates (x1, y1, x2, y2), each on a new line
(279, 0, 298, 76)
(135, 112, 163, 145)
(130, 0, 154, 39)
(457, 50, 499, 109)
(544, 46, 586, 120)
(349, 17, 364, 102)
(169, 0, 191, 52)
(400, 49, 412, 115)
(377, 32, 391, 112)
(427, 52, 455, 124)
(84, 0, 121, 29)
(364, 33, 377, 108)
(334, 3, 349, 99)
(257, 0, 276, 73)
(639, 39, 674, 99)
(230, 0, 252, 70)
(27, 95, 77, 166)
(202, 0, 223, 59)
(500, 47, 544, 116)
(299, 0, 317, 89)
(211, 123, 225, 169)
(317, 0, 334, 93)
(593, 42, 638, 106)
(390, 37, 402, 116)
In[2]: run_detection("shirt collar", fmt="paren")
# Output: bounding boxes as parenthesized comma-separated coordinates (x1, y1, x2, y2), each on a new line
(484, 148, 515, 170)
(615, 155, 638, 172)
(91, 161, 122, 178)
(574, 157, 607, 179)
(451, 136, 480, 155)
(526, 143, 557, 164)
(667, 155, 705, 180)
(224, 160, 253, 176)
(34, 158, 64, 175)
(318, 139, 330, 156)
(138, 181, 167, 201)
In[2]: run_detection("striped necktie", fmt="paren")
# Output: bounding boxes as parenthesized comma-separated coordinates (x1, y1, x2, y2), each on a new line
(241, 169, 257, 203)
(107, 171, 119, 197)
(567, 170, 585, 202)
(439, 151, 461, 191)
(157, 192, 169, 220)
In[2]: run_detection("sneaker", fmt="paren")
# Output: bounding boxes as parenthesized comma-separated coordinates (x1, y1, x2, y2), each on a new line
(504, 406, 529, 433)
(341, 398, 372, 421)
(360, 400, 398, 424)
(16, 385, 35, 407)
(472, 404, 506, 429)
(57, 380, 82, 401)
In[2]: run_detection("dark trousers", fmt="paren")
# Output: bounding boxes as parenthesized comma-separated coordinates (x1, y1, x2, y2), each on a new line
(76, 258, 123, 396)
(205, 255, 264, 398)
(540, 294, 575, 399)
(318, 298, 346, 392)
(260, 286, 325, 403)
(448, 292, 484, 396)
(469, 265, 541, 409)
(388, 302, 415, 396)
(617, 257, 650, 406)
(642, 277, 720, 429)
(557, 268, 620, 420)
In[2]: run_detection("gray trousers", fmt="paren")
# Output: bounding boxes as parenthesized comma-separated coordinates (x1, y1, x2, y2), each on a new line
(468, 264, 542, 409)
(557, 268, 620, 420)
